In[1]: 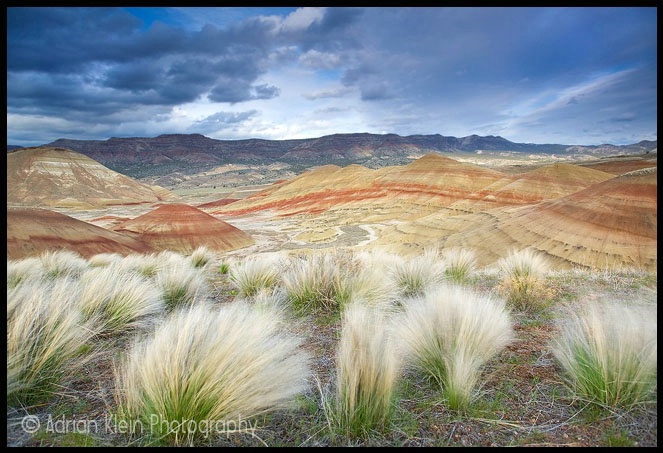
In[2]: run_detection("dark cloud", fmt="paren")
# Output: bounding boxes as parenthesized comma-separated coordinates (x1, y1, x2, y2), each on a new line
(6, 7, 657, 146)
(188, 110, 258, 135)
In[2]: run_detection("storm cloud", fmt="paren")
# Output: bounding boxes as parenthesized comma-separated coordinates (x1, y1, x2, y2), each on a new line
(7, 7, 657, 146)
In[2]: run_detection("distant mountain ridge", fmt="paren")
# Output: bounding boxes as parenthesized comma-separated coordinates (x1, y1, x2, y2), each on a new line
(9, 133, 657, 179)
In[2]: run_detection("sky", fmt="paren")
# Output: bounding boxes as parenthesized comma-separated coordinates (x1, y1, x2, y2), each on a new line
(6, 6, 658, 147)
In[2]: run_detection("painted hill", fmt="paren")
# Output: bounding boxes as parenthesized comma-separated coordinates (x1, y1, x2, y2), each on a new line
(212, 154, 508, 220)
(112, 203, 254, 254)
(374, 167, 656, 270)
(7, 207, 154, 260)
(6, 147, 178, 208)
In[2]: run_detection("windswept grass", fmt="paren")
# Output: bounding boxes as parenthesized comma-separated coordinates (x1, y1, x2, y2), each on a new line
(329, 302, 403, 438)
(153, 253, 209, 311)
(78, 264, 165, 337)
(442, 247, 477, 284)
(117, 253, 163, 278)
(87, 253, 125, 268)
(189, 245, 216, 269)
(396, 284, 514, 411)
(497, 248, 553, 313)
(7, 278, 98, 406)
(391, 248, 446, 299)
(39, 250, 89, 280)
(229, 255, 281, 297)
(551, 299, 657, 410)
(7, 257, 44, 289)
(282, 252, 348, 317)
(114, 301, 311, 446)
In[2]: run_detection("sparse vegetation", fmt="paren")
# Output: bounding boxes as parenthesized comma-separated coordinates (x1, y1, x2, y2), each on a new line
(6, 248, 657, 447)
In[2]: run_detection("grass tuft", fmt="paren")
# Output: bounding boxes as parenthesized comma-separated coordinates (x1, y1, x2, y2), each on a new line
(229, 255, 281, 297)
(496, 248, 553, 313)
(391, 248, 446, 299)
(551, 299, 657, 410)
(442, 247, 477, 284)
(396, 284, 514, 411)
(331, 302, 403, 438)
(114, 301, 310, 446)
(7, 278, 98, 406)
(78, 264, 165, 336)
(153, 253, 209, 311)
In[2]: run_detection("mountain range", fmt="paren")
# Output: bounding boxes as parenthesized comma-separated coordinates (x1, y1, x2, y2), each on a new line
(9, 133, 656, 180)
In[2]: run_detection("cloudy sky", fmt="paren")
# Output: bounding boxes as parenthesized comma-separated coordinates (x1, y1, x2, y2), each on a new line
(7, 6, 657, 147)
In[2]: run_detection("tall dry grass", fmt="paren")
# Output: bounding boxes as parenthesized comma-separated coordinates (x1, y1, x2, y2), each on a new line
(114, 301, 311, 445)
(153, 252, 209, 311)
(7, 278, 98, 406)
(396, 284, 514, 411)
(78, 264, 165, 336)
(551, 299, 657, 410)
(7, 257, 44, 289)
(391, 248, 446, 298)
(442, 247, 477, 284)
(282, 252, 348, 316)
(497, 248, 552, 312)
(331, 302, 403, 437)
(38, 249, 89, 280)
(229, 255, 281, 297)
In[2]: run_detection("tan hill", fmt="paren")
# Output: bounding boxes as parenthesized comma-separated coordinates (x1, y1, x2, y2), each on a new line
(375, 167, 657, 271)
(212, 154, 508, 221)
(7, 207, 154, 260)
(7, 147, 178, 209)
(112, 203, 254, 254)
(578, 155, 657, 175)
(447, 162, 615, 213)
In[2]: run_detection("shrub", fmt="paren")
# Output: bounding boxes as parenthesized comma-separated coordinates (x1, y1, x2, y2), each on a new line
(551, 300, 657, 410)
(114, 302, 310, 446)
(396, 284, 514, 411)
(332, 302, 403, 438)
(7, 278, 98, 406)
(496, 248, 552, 312)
